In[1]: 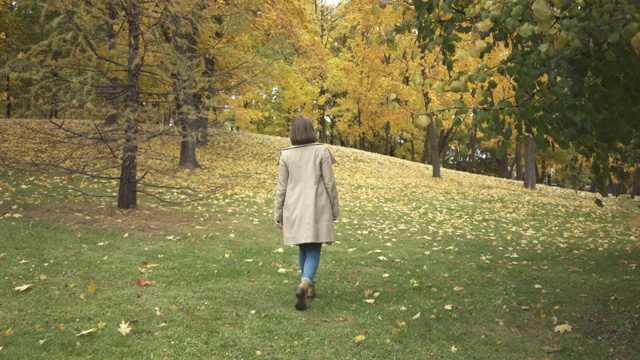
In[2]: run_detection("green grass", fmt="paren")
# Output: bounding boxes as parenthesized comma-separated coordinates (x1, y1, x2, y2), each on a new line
(1, 129, 639, 359)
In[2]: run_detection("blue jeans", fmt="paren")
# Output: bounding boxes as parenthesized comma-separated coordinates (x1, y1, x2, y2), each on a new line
(298, 243, 322, 284)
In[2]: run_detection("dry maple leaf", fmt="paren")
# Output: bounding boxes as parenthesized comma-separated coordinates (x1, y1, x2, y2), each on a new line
(118, 321, 132, 336)
(554, 323, 572, 334)
(14, 284, 33, 292)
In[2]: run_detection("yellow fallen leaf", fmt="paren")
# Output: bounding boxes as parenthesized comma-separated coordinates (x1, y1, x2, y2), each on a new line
(5, 329, 15, 337)
(97, 322, 107, 329)
(354, 334, 366, 342)
(118, 321, 132, 336)
(412, 312, 422, 320)
(554, 323, 572, 334)
(76, 328, 97, 337)
(444, 304, 453, 310)
(14, 284, 33, 292)
(39, 274, 47, 281)
(255, 350, 262, 356)
(395, 320, 406, 327)
(87, 281, 96, 293)
(364, 299, 375, 304)
(0, 253, 5, 260)
(451, 345, 458, 353)
(453, 286, 464, 291)
(145, 264, 160, 268)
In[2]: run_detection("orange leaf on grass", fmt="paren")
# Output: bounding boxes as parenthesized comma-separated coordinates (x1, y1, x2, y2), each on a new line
(136, 279, 152, 286)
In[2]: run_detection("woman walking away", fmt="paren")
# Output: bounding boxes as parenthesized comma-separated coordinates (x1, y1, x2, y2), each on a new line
(274, 116, 340, 311)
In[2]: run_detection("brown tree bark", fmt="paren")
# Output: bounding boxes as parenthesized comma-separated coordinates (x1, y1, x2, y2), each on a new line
(632, 164, 639, 199)
(117, 0, 141, 209)
(515, 134, 523, 180)
(467, 125, 477, 173)
(523, 134, 536, 190)
(171, 10, 202, 170)
(427, 117, 441, 178)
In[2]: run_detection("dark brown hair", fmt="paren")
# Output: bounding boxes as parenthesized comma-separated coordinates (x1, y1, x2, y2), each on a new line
(290, 116, 318, 145)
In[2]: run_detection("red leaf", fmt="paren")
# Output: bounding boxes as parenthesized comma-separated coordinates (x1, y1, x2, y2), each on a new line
(136, 278, 152, 286)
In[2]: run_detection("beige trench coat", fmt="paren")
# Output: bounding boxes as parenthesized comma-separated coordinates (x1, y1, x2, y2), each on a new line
(274, 144, 339, 245)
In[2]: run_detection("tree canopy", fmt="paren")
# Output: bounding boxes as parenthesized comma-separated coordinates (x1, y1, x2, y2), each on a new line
(1, 0, 638, 205)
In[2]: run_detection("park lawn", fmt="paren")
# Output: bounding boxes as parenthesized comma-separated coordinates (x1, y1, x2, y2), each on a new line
(1, 125, 639, 359)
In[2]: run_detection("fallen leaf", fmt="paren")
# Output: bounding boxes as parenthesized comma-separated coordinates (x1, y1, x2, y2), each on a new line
(4, 329, 15, 337)
(87, 281, 96, 293)
(542, 346, 562, 353)
(554, 323, 572, 334)
(118, 321, 132, 336)
(451, 345, 458, 353)
(76, 328, 97, 337)
(39, 274, 47, 281)
(273, 248, 284, 254)
(14, 284, 33, 292)
(444, 304, 453, 310)
(354, 334, 366, 342)
(98, 322, 107, 329)
(453, 286, 464, 291)
(364, 299, 375, 304)
(136, 278, 152, 286)
(413, 312, 422, 320)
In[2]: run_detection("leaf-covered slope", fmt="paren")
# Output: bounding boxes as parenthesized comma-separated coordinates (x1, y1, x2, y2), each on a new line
(197, 130, 637, 251)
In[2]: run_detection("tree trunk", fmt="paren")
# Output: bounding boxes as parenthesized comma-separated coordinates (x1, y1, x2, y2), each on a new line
(427, 118, 441, 178)
(319, 107, 327, 143)
(5, 70, 10, 118)
(467, 126, 476, 173)
(330, 115, 336, 145)
(515, 134, 523, 180)
(171, 10, 202, 169)
(319, 86, 327, 143)
(523, 134, 536, 190)
(632, 164, 638, 199)
(497, 150, 509, 179)
(421, 127, 429, 164)
(384, 121, 391, 155)
(117, 1, 141, 210)
(410, 135, 415, 162)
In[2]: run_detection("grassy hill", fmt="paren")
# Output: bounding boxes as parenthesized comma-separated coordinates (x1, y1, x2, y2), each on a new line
(1, 120, 639, 359)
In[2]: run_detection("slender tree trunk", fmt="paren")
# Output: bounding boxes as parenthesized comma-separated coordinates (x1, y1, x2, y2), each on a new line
(497, 151, 509, 178)
(319, 107, 327, 143)
(467, 125, 476, 173)
(330, 115, 335, 145)
(319, 86, 327, 143)
(171, 10, 202, 169)
(631, 164, 638, 199)
(117, 1, 141, 209)
(5, 70, 10, 118)
(523, 134, 536, 190)
(427, 118, 441, 178)
(410, 135, 415, 162)
(515, 134, 523, 180)
(421, 127, 429, 164)
(384, 121, 391, 155)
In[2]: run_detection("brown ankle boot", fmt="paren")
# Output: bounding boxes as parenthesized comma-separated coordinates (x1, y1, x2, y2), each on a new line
(295, 280, 311, 311)
(307, 283, 316, 299)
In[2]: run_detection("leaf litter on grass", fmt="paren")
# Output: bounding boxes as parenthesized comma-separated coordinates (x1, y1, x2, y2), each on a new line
(1, 121, 639, 358)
